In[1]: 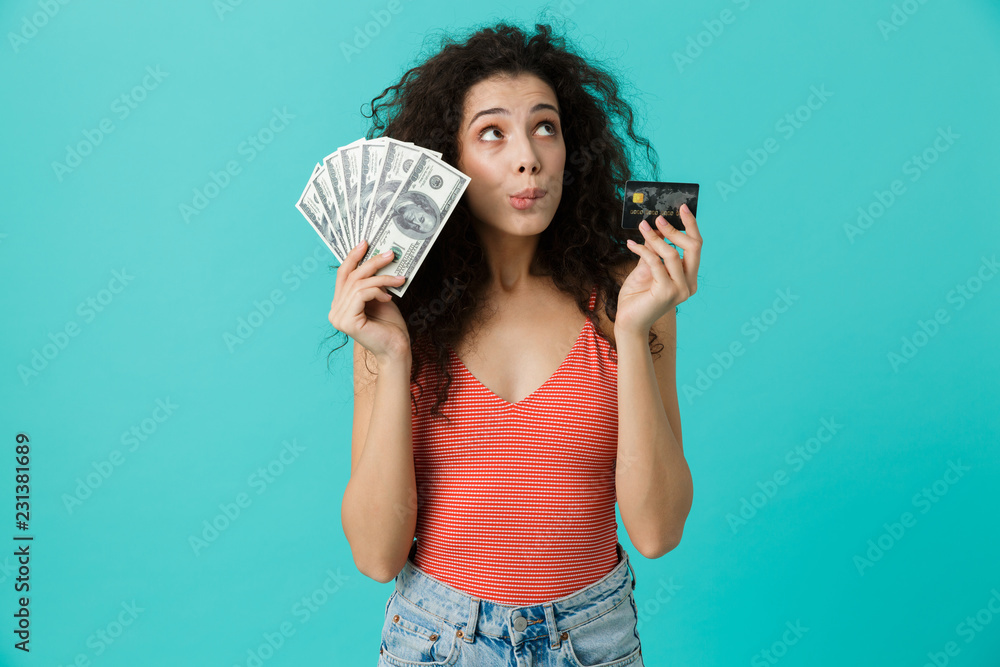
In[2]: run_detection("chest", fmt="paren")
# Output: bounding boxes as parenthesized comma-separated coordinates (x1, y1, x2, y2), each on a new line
(450, 289, 615, 405)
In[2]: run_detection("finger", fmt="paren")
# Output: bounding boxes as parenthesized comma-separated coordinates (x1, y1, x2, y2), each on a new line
(357, 247, 398, 279)
(678, 204, 702, 242)
(637, 221, 685, 286)
(627, 235, 671, 284)
(358, 274, 406, 291)
(355, 285, 393, 307)
(677, 204, 703, 292)
(336, 239, 369, 293)
(639, 219, 682, 266)
(654, 215, 694, 253)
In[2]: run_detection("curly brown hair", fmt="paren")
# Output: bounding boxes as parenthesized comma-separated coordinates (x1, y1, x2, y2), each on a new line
(327, 20, 666, 424)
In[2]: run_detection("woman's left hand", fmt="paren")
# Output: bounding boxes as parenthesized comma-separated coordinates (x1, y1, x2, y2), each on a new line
(615, 203, 702, 336)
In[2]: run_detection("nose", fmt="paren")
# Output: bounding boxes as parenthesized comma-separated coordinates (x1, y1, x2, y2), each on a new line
(513, 133, 541, 175)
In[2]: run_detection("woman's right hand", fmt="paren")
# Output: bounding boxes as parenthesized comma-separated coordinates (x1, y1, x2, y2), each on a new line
(328, 240, 410, 362)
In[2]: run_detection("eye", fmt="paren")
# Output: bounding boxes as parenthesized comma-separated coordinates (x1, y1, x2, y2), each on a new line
(479, 124, 503, 142)
(537, 119, 558, 136)
(477, 119, 560, 142)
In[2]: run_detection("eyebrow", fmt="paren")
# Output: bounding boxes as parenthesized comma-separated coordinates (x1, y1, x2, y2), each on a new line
(466, 103, 560, 130)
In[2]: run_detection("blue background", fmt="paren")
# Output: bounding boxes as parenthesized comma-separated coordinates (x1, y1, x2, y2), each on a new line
(1, 0, 998, 665)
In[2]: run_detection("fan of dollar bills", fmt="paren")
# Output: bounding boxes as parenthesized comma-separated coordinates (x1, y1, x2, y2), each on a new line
(295, 137, 471, 297)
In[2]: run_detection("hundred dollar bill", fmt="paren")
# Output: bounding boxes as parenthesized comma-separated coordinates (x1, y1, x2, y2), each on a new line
(361, 139, 442, 246)
(322, 148, 355, 250)
(310, 166, 350, 258)
(296, 164, 344, 264)
(357, 138, 389, 247)
(338, 139, 365, 245)
(360, 152, 471, 297)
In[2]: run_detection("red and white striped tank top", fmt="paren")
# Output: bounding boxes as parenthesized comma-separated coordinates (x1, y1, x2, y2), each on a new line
(408, 284, 620, 605)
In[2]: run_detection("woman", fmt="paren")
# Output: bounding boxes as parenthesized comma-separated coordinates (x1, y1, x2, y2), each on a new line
(329, 21, 701, 667)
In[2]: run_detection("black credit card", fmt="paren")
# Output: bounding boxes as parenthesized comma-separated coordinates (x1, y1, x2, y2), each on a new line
(621, 181, 698, 231)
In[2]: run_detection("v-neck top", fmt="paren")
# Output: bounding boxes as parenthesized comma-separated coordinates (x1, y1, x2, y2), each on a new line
(408, 284, 621, 605)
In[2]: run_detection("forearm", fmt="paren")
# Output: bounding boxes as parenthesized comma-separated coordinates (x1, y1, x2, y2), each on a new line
(614, 328, 692, 557)
(341, 354, 418, 582)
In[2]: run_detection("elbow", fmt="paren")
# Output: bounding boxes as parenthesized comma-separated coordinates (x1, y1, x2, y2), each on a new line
(638, 490, 693, 559)
(349, 547, 403, 584)
(341, 487, 406, 584)
(637, 530, 683, 559)
(368, 549, 410, 584)
(361, 562, 399, 585)
(344, 542, 403, 584)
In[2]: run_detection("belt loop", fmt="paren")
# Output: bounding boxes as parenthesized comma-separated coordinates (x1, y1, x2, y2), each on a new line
(625, 552, 637, 590)
(543, 602, 561, 649)
(617, 542, 636, 590)
(463, 597, 480, 643)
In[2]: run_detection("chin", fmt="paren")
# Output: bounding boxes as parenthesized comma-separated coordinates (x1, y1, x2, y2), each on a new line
(505, 211, 555, 234)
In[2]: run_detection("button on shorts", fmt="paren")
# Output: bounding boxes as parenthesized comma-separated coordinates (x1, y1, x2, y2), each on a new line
(378, 541, 643, 666)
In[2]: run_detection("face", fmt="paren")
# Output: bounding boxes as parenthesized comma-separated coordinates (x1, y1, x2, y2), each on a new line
(456, 73, 566, 237)
(402, 205, 434, 234)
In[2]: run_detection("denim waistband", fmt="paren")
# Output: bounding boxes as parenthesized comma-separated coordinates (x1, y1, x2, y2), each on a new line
(393, 542, 637, 649)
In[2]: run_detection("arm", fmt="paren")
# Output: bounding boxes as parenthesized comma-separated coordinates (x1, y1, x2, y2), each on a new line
(341, 341, 418, 583)
(615, 305, 693, 559)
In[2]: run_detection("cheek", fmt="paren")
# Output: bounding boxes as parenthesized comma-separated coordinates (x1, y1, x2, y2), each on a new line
(466, 174, 490, 201)
(549, 142, 567, 175)
(550, 145, 566, 182)
(466, 158, 501, 194)
(461, 164, 495, 213)
(473, 153, 501, 179)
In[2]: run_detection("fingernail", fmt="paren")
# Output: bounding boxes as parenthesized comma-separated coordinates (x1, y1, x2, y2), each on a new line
(639, 220, 651, 231)
(380, 249, 394, 258)
(353, 240, 365, 251)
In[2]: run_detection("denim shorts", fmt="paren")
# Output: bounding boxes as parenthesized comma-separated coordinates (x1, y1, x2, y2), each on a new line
(377, 541, 642, 666)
